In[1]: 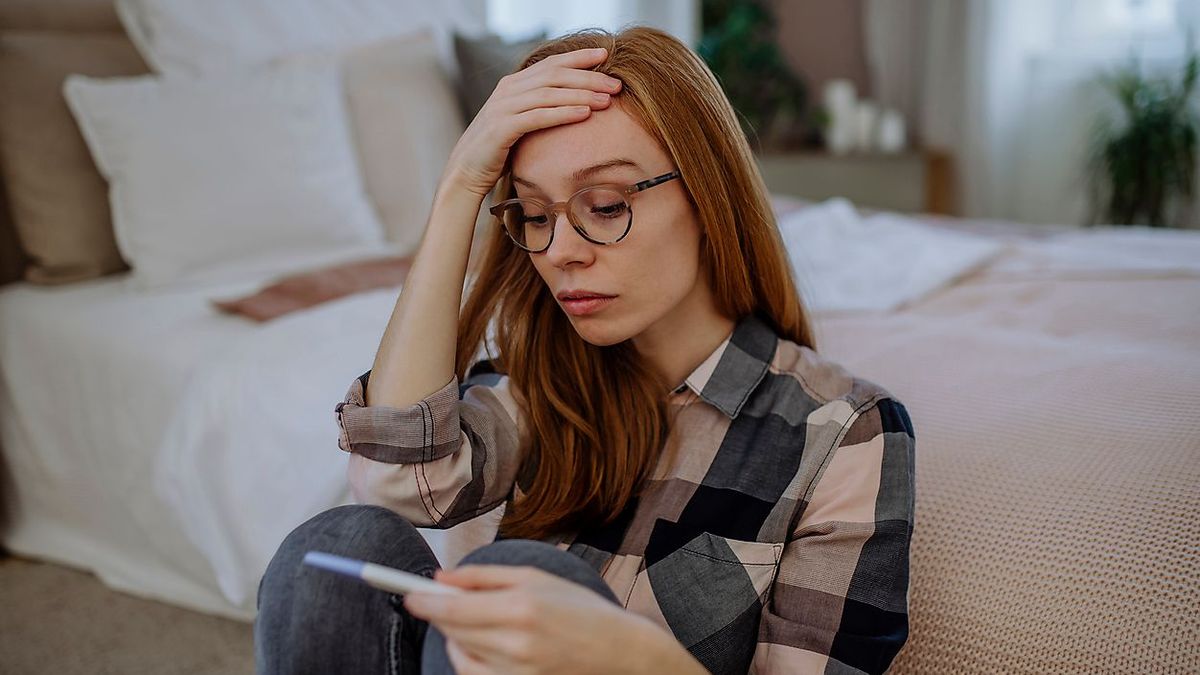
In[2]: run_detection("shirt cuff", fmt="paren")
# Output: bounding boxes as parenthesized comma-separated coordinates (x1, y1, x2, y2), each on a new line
(334, 371, 463, 464)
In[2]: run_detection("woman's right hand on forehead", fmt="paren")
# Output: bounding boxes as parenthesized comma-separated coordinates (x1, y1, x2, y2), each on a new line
(441, 47, 623, 199)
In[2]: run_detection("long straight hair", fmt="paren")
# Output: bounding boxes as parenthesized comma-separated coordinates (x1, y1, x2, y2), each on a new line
(455, 26, 816, 541)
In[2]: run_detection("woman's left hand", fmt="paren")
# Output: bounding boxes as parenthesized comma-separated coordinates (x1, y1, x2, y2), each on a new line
(402, 565, 699, 675)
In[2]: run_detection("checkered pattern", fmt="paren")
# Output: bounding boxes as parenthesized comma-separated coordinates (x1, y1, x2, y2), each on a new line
(336, 314, 916, 674)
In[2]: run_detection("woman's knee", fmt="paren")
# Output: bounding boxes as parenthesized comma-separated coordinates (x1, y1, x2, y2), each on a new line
(258, 504, 437, 606)
(256, 505, 438, 673)
(457, 539, 620, 605)
(278, 504, 422, 558)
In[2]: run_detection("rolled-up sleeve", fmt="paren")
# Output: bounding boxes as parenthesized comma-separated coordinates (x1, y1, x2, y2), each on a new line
(334, 363, 525, 529)
(751, 397, 916, 674)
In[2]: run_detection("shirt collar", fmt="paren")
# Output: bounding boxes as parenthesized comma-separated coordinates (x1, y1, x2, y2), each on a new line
(670, 313, 778, 419)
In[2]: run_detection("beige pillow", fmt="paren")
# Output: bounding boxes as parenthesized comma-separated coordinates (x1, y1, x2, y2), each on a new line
(336, 31, 467, 256)
(0, 31, 148, 284)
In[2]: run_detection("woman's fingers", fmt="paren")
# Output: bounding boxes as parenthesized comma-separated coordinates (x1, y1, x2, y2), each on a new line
(544, 45, 610, 66)
(503, 105, 590, 135)
(445, 637, 495, 675)
(501, 86, 611, 116)
(407, 588, 537, 628)
(522, 66, 622, 96)
(438, 624, 528, 659)
(437, 564, 540, 589)
(497, 48, 621, 102)
(507, 46, 609, 84)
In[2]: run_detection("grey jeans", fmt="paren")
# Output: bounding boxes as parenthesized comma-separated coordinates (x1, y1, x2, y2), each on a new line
(254, 504, 622, 674)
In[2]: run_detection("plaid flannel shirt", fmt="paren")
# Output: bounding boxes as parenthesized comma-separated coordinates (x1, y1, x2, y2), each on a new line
(335, 313, 916, 674)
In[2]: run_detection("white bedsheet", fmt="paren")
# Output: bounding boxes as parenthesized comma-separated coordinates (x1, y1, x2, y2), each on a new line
(778, 198, 1009, 313)
(0, 243, 486, 620)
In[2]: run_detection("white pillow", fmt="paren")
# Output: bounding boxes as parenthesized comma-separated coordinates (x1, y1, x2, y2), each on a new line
(114, 0, 485, 79)
(64, 59, 385, 290)
(304, 32, 467, 256)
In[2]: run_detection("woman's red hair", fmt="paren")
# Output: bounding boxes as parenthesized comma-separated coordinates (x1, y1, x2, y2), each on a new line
(455, 26, 816, 541)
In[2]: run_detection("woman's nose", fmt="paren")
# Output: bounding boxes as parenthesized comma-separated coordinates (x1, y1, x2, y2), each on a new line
(543, 210, 595, 268)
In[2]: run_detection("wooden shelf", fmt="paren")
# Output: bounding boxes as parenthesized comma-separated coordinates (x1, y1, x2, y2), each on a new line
(754, 149, 955, 215)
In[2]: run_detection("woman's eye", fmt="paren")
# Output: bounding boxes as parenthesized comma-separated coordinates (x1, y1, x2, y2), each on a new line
(522, 215, 549, 228)
(591, 203, 627, 218)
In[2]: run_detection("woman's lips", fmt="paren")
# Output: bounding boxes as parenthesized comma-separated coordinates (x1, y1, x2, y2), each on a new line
(560, 295, 616, 316)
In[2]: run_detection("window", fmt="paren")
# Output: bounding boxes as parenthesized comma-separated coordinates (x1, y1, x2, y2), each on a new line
(1054, 0, 1195, 63)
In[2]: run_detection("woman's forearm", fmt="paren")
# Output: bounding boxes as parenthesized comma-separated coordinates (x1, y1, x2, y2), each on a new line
(362, 46, 618, 409)
(364, 168, 483, 408)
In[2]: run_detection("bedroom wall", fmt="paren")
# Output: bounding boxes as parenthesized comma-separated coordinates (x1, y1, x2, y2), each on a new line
(775, 0, 871, 103)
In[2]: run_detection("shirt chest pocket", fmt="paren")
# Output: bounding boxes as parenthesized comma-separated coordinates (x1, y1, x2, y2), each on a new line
(677, 531, 782, 605)
(636, 531, 782, 672)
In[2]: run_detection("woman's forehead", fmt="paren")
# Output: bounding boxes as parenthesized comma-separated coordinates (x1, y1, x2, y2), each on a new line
(510, 105, 664, 190)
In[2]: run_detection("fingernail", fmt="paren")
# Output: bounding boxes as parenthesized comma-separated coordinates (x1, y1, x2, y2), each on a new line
(593, 92, 610, 103)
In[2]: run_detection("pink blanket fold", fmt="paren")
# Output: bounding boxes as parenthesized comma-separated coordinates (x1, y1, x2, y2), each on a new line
(211, 254, 412, 322)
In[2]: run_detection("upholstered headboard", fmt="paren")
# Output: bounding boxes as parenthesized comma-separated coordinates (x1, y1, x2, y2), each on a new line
(0, 1, 121, 32)
(0, 161, 21, 285)
(0, 0, 124, 286)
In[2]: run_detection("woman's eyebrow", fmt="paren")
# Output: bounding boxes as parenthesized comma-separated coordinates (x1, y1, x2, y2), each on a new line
(512, 158, 642, 190)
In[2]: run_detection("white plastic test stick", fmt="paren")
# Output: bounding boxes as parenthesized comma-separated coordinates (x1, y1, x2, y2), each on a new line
(303, 551, 463, 596)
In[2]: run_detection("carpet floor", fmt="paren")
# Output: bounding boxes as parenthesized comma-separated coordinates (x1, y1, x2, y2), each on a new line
(0, 552, 254, 674)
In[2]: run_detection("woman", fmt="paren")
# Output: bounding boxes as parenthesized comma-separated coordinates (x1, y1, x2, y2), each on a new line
(256, 26, 916, 675)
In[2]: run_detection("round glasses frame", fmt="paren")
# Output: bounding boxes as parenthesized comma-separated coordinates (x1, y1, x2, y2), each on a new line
(489, 170, 682, 253)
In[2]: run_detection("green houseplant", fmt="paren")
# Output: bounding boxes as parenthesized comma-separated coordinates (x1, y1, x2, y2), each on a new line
(1089, 51, 1198, 227)
(697, 0, 811, 151)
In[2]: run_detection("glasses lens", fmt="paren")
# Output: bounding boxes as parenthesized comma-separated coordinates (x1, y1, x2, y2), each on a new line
(571, 188, 630, 243)
(498, 200, 551, 251)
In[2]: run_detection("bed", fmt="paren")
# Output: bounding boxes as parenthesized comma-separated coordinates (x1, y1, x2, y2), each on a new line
(1, 1, 1198, 673)
(3, 200, 1198, 671)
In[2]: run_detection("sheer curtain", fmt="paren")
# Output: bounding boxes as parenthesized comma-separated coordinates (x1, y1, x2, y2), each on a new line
(865, 0, 1199, 226)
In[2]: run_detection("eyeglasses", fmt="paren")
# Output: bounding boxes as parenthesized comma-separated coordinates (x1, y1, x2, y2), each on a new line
(490, 170, 681, 253)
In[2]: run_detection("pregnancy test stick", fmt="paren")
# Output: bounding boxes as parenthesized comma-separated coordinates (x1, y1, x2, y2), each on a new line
(303, 551, 463, 596)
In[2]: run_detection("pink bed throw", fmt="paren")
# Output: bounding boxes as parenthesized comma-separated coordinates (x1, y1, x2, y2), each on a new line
(211, 254, 412, 322)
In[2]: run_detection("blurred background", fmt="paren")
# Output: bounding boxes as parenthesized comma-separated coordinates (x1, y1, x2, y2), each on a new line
(1, 1, 1197, 673)
(490, 0, 1200, 228)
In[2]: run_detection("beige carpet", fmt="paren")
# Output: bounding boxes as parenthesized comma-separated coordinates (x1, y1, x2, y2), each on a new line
(0, 552, 253, 674)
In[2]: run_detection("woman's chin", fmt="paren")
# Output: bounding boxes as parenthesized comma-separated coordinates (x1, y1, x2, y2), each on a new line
(569, 318, 631, 347)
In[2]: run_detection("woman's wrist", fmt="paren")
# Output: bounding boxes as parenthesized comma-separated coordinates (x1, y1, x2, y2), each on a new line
(427, 172, 491, 261)
(436, 163, 494, 202)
